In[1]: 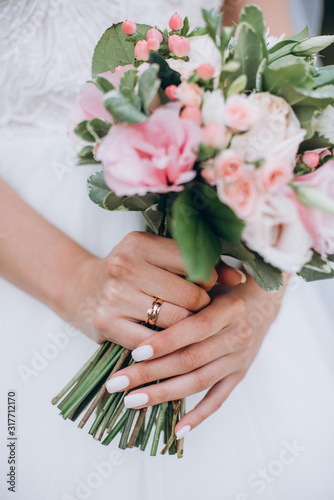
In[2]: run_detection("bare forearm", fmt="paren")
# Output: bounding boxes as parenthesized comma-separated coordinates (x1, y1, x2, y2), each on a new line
(0, 178, 96, 319)
(222, 0, 293, 38)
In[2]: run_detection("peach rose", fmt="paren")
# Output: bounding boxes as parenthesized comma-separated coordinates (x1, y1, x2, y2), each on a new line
(243, 195, 313, 272)
(215, 150, 244, 182)
(217, 170, 258, 219)
(176, 82, 203, 108)
(258, 158, 294, 194)
(97, 104, 201, 196)
(223, 94, 259, 132)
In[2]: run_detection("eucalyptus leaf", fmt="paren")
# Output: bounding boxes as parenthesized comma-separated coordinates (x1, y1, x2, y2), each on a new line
(92, 22, 151, 77)
(103, 90, 147, 124)
(138, 65, 161, 115)
(243, 256, 284, 292)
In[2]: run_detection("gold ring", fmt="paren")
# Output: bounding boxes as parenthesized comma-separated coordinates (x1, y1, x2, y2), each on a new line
(146, 297, 164, 326)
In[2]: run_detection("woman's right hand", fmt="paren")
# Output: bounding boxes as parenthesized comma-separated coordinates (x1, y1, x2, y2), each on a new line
(69, 231, 244, 348)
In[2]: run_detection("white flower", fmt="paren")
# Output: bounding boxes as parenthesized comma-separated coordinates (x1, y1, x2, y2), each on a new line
(243, 195, 313, 273)
(231, 93, 305, 163)
(201, 90, 225, 126)
(312, 105, 334, 142)
(265, 28, 285, 50)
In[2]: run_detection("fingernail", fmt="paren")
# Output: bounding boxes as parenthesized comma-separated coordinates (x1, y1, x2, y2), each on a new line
(106, 375, 129, 393)
(176, 425, 191, 440)
(132, 345, 154, 362)
(236, 269, 247, 284)
(124, 393, 149, 408)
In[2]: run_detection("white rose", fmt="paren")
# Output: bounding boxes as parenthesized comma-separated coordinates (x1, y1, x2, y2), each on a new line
(188, 35, 222, 74)
(202, 90, 225, 126)
(231, 93, 305, 163)
(243, 195, 313, 273)
(312, 105, 334, 142)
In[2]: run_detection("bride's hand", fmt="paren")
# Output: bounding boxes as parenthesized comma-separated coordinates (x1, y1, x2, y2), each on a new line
(71, 231, 244, 347)
(105, 274, 288, 436)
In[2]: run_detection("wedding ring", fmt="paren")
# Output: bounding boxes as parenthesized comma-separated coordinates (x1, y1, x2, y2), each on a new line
(146, 297, 164, 326)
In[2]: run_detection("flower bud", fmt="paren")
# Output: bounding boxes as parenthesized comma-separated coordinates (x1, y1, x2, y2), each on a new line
(122, 20, 137, 36)
(146, 28, 163, 44)
(170, 35, 190, 57)
(197, 63, 215, 81)
(165, 85, 179, 101)
(169, 12, 184, 31)
(168, 34, 179, 52)
(180, 105, 202, 126)
(302, 151, 320, 169)
(292, 35, 334, 56)
(320, 149, 332, 160)
(147, 38, 160, 51)
(134, 40, 150, 61)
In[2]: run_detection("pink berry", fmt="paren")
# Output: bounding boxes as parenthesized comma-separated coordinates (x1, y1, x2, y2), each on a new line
(165, 85, 179, 101)
(168, 34, 179, 52)
(197, 63, 215, 81)
(169, 12, 184, 31)
(147, 38, 160, 51)
(114, 65, 123, 72)
(122, 20, 137, 36)
(146, 28, 163, 44)
(180, 106, 202, 126)
(171, 36, 190, 58)
(134, 40, 150, 61)
(302, 151, 320, 169)
(320, 149, 332, 160)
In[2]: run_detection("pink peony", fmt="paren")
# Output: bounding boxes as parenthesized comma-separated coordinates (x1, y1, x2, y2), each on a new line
(243, 195, 313, 273)
(223, 94, 258, 132)
(258, 158, 294, 194)
(67, 66, 132, 143)
(97, 104, 201, 196)
(292, 161, 334, 256)
(217, 170, 258, 219)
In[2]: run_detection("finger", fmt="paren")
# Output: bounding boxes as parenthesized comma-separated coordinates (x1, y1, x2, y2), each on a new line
(174, 371, 244, 438)
(131, 295, 243, 362)
(131, 262, 211, 312)
(216, 262, 247, 286)
(106, 329, 246, 393)
(98, 318, 151, 350)
(120, 354, 243, 409)
(128, 290, 193, 329)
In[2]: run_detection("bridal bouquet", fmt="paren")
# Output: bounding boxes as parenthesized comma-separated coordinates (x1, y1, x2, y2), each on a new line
(53, 6, 334, 457)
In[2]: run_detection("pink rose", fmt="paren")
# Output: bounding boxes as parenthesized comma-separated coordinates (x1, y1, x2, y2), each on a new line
(97, 104, 201, 196)
(258, 158, 294, 194)
(214, 150, 244, 182)
(243, 195, 313, 273)
(176, 82, 202, 108)
(217, 170, 258, 219)
(223, 94, 258, 132)
(292, 161, 334, 256)
(67, 66, 132, 143)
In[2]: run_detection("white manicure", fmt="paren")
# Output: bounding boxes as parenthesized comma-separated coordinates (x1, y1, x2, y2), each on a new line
(176, 425, 191, 440)
(106, 375, 129, 393)
(132, 345, 154, 362)
(124, 393, 149, 408)
(236, 269, 247, 284)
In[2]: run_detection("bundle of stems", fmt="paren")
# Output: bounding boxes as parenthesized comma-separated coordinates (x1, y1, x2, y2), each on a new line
(52, 340, 185, 458)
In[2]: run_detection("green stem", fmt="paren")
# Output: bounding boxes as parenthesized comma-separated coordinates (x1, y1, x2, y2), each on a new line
(102, 410, 129, 446)
(140, 405, 159, 452)
(119, 409, 137, 449)
(150, 402, 168, 456)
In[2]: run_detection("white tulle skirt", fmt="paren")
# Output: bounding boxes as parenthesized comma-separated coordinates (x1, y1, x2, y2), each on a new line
(1, 129, 334, 500)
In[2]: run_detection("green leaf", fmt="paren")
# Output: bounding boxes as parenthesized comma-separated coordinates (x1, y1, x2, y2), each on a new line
(243, 256, 284, 292)
(314, 66, 334, 88)
(303, 251, 333, 274)
(86, 118, 111, 141)
(119, 69, 140, 108)
(172, 189, 222, 282)
(142, 204, 165, 234)
(74, 121, 95, 142)
(87, 172, 118, 208)
(103, 90, 147, 124)
(225, 74, 247, 97)
(148, 52, 181, 89)
(255, 57, 267, 92)
(219, 61, 241, 84)
(292, 35, 334, 57)
(77, 145, 100, 166)
(221, 239, 255, 261)
(298, 266, 334, 282)
(293, 106, 317, 140)
(138, 64, 161, 115)
(92, 22, 151, 77)
(202, 8, 223, 44)
(263, 56, 314, 95)
(95, 76, 116, 93)
(122, 193, 161, 211)
(299, 133, 334, 153)
(240, 5, 266, 55)
(220, 26, 236, 55)
(180, 16, 190, 36)
(232, 21, 263, 90)
(291, 184, 334, 215)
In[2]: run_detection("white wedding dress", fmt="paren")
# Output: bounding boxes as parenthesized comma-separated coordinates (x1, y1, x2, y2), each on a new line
(0, 1, 333, 500)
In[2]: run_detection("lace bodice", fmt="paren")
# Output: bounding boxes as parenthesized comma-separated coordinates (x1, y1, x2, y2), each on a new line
(0, 0, 222, 135)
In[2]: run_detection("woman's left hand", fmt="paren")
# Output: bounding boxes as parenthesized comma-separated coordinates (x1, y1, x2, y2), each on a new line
(106, 274, 288, 438)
